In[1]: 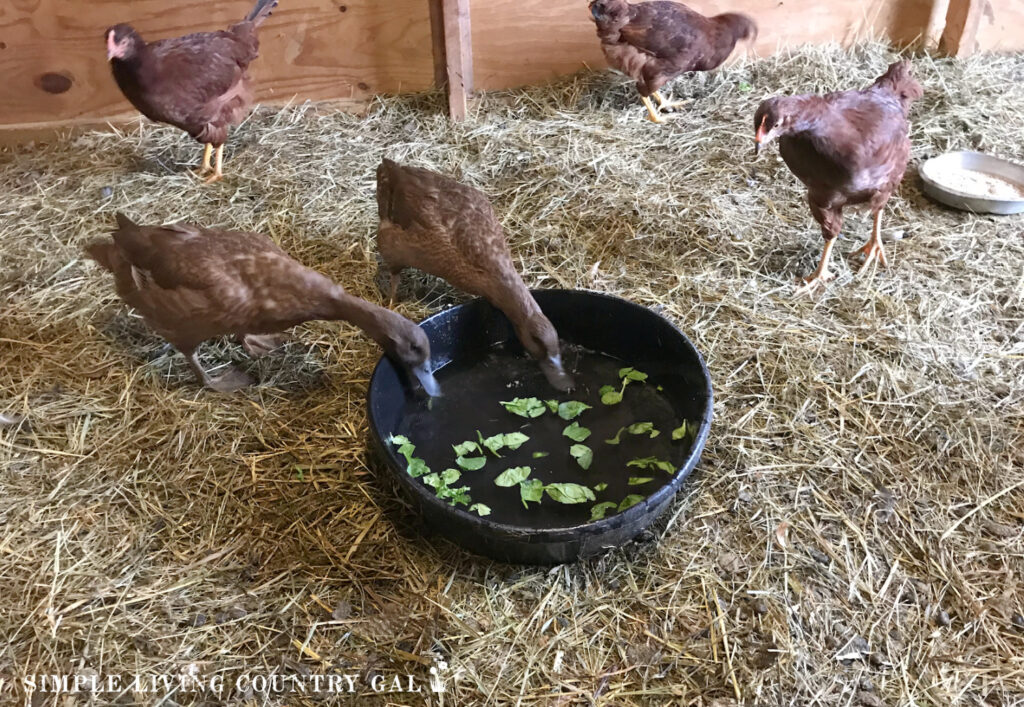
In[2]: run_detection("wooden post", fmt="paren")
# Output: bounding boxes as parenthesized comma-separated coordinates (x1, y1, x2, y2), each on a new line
(429, 0, 473, 120)
(940, 0, 984, 57)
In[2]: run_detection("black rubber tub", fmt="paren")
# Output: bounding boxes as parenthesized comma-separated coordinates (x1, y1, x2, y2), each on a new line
(366, 289, 713, 564)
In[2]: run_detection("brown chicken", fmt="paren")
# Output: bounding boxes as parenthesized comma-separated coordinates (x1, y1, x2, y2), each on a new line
(105, 0, 279, 183)
(589, 0, 757, 123)
(754, 60, 923, 294)
(375, 159, 574, 392)
(86, 213, 439, 395)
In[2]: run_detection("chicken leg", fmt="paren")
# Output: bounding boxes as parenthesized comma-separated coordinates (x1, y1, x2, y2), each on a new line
(853, 210, 888, 274)
(387, 272, 402, 306)
(240, 334, 286, 357)
(185, 349, 253, 392)
(196, 144, 214, 177)
(640, 96, 665, 124)
(203, 145, 225, 184)
(794, 237, 838, 296)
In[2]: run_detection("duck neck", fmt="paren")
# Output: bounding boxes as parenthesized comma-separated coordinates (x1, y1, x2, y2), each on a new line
(491, 276, 541, 328)
(325, 287, 398, 350)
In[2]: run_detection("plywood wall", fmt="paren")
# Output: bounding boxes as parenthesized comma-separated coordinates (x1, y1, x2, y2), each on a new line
(0, 0, 1020, 134)
(0, 0, 433, 131)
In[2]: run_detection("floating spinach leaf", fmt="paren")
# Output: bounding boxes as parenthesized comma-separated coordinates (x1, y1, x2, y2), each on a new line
(599, 385, 623, 406)
(442, 486, 472, 507)
(628, 476, 654, 486)
(618, 367, 648, 382)
(570, 444, 593, 471)
(590, 501, 618, 521)
(495, 466, 531, 487)
(501, 397, 547, 418)
(389, 434, 411, 447)
(532, 451, 549, 459)
(453, 440, 481, 457)
(593, 482, 608, 492)
(470, 503, 491, 517)
(545, 400, 559, 413)
(520, 479, 544, 507)
(627, 422, 660, 439)
(618, 494, 644, 511)
(605, 427, 625, 445)
(456, 455, 487, 471)
(563, 422, 591, 443)
(557, 401, 592, 420)
(422, 472, 441, 489)
(440, 468, 461, 485)
(503, 432, 530, 450)
(627, 456, 676, 474)
(481, 434, 506, 456)
(546, 483, 596, 504)
(407, 457, 430, 478)
(671, 420, 688, 441)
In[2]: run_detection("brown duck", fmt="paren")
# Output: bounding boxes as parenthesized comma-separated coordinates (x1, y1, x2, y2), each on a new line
(375, 159, 573, 392)
(86, 213, 440, 395)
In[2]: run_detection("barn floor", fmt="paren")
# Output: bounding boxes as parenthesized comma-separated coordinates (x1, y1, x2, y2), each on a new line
(2, 42, 1023, 705)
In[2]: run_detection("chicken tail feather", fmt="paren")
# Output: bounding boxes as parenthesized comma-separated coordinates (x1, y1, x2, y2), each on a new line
(713, 12, 758, 45)
(873, 60, 923, 115)
(244, 0, 279, 25)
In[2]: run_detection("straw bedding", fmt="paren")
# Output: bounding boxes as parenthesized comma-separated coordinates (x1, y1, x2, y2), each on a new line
(1, 42, 1023, 705)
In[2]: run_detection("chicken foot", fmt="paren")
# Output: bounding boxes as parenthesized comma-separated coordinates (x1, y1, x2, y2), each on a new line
(853, 210, 888, 274)
(794, 237, 838, 296)
(185, 349, 254, 392)
(640, 96, 665, 124)
(653, 91, 689, 111)
(239, 334, 286, 357)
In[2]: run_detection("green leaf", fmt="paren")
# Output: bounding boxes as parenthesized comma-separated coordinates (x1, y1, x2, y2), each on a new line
(618, 494, 644, 512)
(570, 444, 593, 471)
(545, 483, 596, 504)
(422, 472, 440, 489)
(619, 367, 648, 382)
(389, 434, 412, 447)
(593, 482, 608, 492)
(440, 468, 461, 485)
(495, 466, 531, 487)
(739, 81, 753, 92)
(600, 387, 623, 405)
(627, 421, 659, 438)
(397, 443, 416, 460)
(445, 487, 472, 507)
(520, 479, 544, 507)
(503, 432, 530, 450)
(501, 397, 547, 418)
(470, 503, 491, 517)
(456, 456, 487, 471)
(481, 434, 506, 456)
(605, 427, 625, 445)
(453, 440, 481, 457)
(557, 401, 592, 420)
(562, 422, 591, 442)
(627, 456, 675, 474)
(532, 451, 549, 459)
(628, 476, 654, 486)
(590, 501, 618, 521)
(671, 421, 689, 441)
(407, 457, 430, 478)
(545, 400, 559, 413)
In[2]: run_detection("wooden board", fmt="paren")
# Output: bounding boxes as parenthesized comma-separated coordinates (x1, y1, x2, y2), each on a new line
(975, 0, 1023, 52)
(0, 0, 434, 130)
(470, 0, 938, 91)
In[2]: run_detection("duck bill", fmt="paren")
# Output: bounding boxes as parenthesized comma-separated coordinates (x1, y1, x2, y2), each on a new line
(411, 362, 441, 398)
(754, 118, 768, 156)
(539, 354, 574, 392)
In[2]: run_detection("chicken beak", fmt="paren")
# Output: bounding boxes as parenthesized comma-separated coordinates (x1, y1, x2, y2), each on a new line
(106, 32, 118, 61)
(411, 362, 441, 398)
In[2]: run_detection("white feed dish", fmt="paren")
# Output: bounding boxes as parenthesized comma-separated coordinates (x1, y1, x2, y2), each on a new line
(919, 151, 1024, 215)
